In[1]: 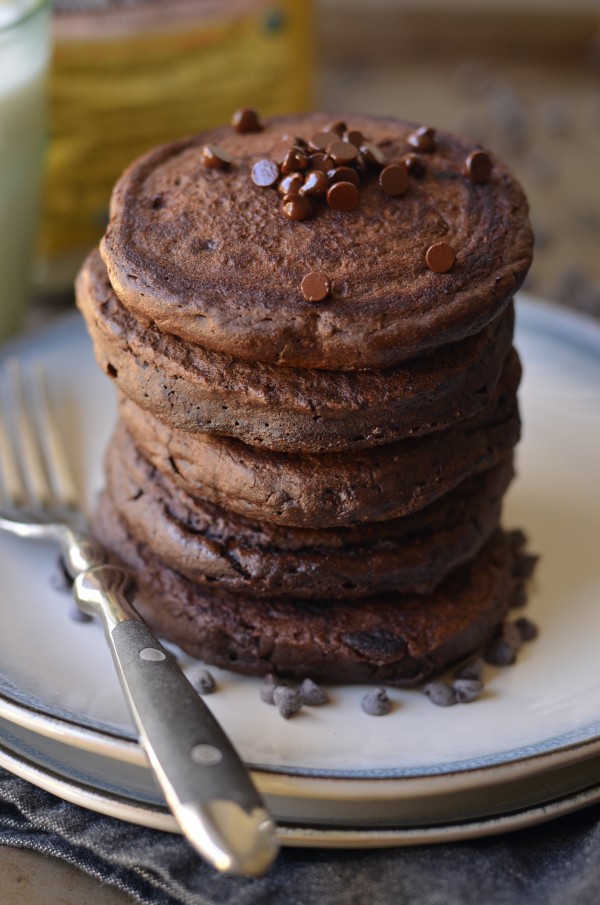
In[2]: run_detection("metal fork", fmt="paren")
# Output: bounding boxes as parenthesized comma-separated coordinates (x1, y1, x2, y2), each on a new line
(0, 357, 278, 877)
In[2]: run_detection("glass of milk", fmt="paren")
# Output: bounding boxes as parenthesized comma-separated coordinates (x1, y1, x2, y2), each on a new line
(0, 0, 50, 339)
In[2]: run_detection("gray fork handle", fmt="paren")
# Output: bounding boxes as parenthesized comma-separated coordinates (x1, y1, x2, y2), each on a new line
(73, 564, 278, 877)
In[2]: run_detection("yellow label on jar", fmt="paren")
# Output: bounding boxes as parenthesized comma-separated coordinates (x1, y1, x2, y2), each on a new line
(37, 0, 313, 292)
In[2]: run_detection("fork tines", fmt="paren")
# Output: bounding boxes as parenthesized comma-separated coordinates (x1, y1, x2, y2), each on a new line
(0, 359, 79, 511)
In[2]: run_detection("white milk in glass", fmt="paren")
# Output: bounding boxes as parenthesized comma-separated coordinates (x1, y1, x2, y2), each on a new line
(0, 0, 50, 337)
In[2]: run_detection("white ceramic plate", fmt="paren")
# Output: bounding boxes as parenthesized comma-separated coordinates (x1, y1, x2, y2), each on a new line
(0, 296, 599, 842)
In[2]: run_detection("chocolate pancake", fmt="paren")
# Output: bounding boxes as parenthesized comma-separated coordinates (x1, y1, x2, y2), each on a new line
(101, 425, 514, 599)
(93, 508, 518, 685)
(78, 250, 515, 453)
(118, 349, 521, 528)
(100, 113, 533, 370)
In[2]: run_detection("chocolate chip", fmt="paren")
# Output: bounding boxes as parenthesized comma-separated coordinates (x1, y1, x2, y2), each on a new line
(301, 271, 331, 302)
(360, 142, 387, 168)
(510, 580, 528, 608)
(326, 120, 346, 137)
(424, 681, 457, 707)
(260, 673, 278, 705)
(379, 164, 408, 196)
(299, 170, 328, 198)
(453, 678, 484, 703)
(191, 668, 216, 695)
(278, 173, 304, 196)
(309, 152, 333, 173)
(202, 144, 233, 169)
(327, 166, 360, 188)
(345, 129, 364, 149)
(514, 552, 539, 579)
(282, 194, 313, 221)
(327, 181, 359, 212)
(456, 657, 484, 681)
(281, 148, 309, 175)
(501, 621, 524, 652)
(341, 629, 407, 660)
(327, 140, 358, 166)
(514, 616, 539, 642)
(273, 686, 303, 719)
(231, 107, 262, 133)
(508, 529, 527, 551)
(464, 150, 493, 183)
(426, 241, 456, 273)
(295, 152, 310, 171)
(251, 158, 279, 187)
(150, 193, 165, 210)
(300, 678, 329, 706)
(309, 131, 339, 152)
(484, 634, 517, 666)
(361, 688, 392, 716)
(403, 153, 426, 176)
(407, 126, 437, 152)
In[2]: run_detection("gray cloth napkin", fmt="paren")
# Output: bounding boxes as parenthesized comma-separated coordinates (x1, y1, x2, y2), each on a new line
(1, 768, 600, 905)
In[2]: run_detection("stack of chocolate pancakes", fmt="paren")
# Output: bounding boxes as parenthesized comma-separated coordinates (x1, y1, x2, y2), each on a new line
(76, 112, 533, 685)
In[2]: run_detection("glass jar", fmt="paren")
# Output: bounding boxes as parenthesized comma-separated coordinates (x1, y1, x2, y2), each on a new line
(36, 0, 313, 300)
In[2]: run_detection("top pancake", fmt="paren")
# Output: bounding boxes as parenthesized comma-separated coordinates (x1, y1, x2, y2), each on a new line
(101, 113, 533, 371)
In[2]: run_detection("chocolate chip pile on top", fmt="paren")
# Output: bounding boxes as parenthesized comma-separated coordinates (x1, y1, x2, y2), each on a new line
(230, 111, 500, 308)
(246, 113, 488, 280)
(250, 120, 403, 220)
(80, 109, 536, 695)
